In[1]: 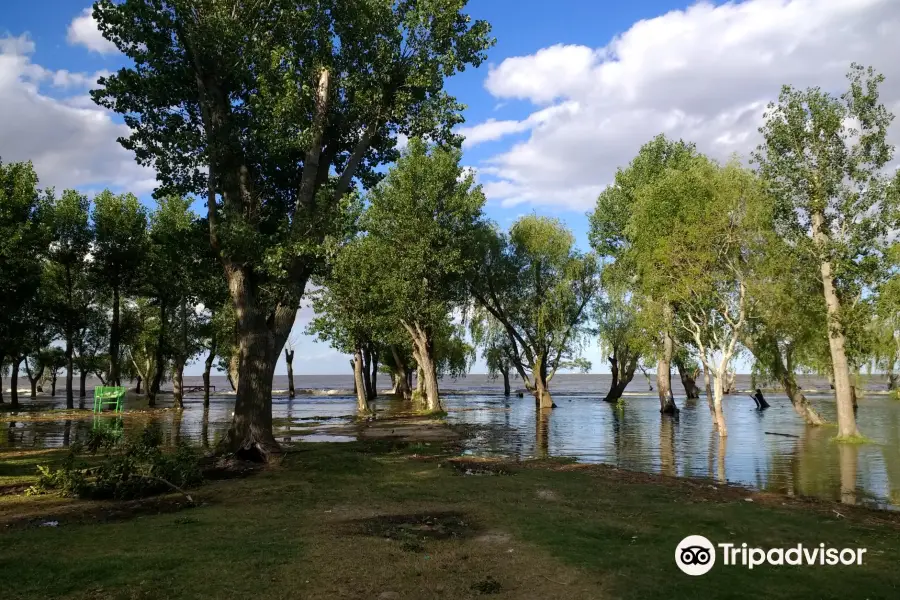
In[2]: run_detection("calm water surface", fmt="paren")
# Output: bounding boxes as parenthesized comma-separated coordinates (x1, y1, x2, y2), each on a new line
(2, 374, 898, 509)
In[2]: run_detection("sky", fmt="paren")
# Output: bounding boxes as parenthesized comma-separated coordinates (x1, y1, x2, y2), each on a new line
(2, 0, 900, 376)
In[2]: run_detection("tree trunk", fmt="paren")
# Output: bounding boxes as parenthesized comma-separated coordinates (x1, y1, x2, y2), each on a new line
(284, 349, 295, 399)
(675, 359, 701, 399)
(603, 350, 638, 403)
(390, 346, 412, 400)
(228, 353, 240, 392)
(109, 285, 121, 386)
(203, 340, 216, 407)
(219, 266, 286, 461)
(502, 367, 511, 396)
(657, 327, 678, 414)
(65, 337, 74, 409)
(79, 368, 88, 400)
(148, 301, 167, 407)
(25, 361, 43, 400)
(0, 356, 4, 405)
(368, 351, 378, 403)
(51, 372, 58, 397)
(353, 348, 371, 415)
(173, 360, 185, 409)
(135, 375, 142, 394)
(532, 354, 555, 409)
(415, 366, 425, 401)
(10, 358, 21, 408)
(702, 362, 716, 428)
(407, 323, 443, 412)
(812, 211, 860, 439)
(712, 365, 728, 437)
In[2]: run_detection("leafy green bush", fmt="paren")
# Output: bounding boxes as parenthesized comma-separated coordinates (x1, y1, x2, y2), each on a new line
(27, 427, 203, 500)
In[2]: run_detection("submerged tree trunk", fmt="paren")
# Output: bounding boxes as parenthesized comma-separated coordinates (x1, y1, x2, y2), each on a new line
(353, 348, 371, 415)
(284, 348, 295, 399)
(51, 372, 58, 397)
(657, 327, 678, 414)
(501, 367, 511, 396)
(405, 322, 443, 412)
(65, 337, 74, 409)
(603, 350, 638, 403)
(390, 346, 412, 400)
(711, 365, 728, 437)
(173, 360, 185, 409)
(135, 375, 142, 394)
(10, 357, 21, 408)
(148, 301, 167, 407)
(203, 340, 217, 407)
(109, 285, 121, 386)
(675, 359, 701, 399)
(813, 211, 860, 439)
(702, 362, 716, 428)
(530, 354, 555, 409)
(25, 361, 44, 400)
(79, 367, 88, 400)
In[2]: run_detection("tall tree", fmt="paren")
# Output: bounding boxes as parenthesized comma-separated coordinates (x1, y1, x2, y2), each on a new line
(362, 139, 486, 412)
(93, 0, 493, 459)
(754, 64, 900, 440)
(307, 238, 389, 415)
(589, 135, 701, 414)
(143, 196, 200, 406)
(91, 190, 148, 388)
(0, 159, 48, 408)
(629, 158, 768, 436)
(470, 311, 516, 396)
(470, 216, 598, 408)
(593, 271, 647, 403)
(45, 189, 93, 408)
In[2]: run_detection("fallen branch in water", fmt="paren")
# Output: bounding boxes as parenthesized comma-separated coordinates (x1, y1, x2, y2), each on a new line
(764, 432, 799, 438)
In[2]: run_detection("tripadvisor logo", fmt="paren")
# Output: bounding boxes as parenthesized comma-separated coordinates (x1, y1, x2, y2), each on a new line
(675, 535, 867, 576)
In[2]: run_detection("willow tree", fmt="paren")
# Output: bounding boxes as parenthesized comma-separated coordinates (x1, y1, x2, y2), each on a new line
(362, 139, 486, 412)
(470, 310, 517, 396)
(470, 216, 598, 408)
(93, 0, 493, 459)
(754, 64, 900, 440)
(589, 135, 700, 414)
(630, 158, 770, 436)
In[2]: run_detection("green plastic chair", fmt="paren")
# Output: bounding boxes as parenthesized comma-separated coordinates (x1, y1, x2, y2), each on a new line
(93, 386, 126, 414)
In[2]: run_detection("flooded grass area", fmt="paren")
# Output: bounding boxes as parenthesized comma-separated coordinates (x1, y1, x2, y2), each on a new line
(3, 374, 900, 510)
(3, 440, 900, 599)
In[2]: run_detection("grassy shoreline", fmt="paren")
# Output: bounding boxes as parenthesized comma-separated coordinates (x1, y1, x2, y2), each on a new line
(2, 424, 900, 599)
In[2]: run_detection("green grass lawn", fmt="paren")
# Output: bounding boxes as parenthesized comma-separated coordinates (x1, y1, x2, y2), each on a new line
(1, 439, 899, 599)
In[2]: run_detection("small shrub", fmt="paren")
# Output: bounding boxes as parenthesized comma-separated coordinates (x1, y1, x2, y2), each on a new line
(27, 426, 202, 500)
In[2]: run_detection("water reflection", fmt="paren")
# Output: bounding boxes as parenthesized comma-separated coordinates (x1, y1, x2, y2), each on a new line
(2, 388, 900, 509)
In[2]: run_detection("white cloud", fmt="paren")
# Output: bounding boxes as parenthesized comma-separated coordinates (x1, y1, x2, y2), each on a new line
(0, 34, 156, 194)
(67, 8, 119, 55)
(467, 0, 900, 210)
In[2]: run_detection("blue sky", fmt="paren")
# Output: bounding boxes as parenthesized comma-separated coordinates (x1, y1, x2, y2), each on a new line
(2, 0, 899, 375)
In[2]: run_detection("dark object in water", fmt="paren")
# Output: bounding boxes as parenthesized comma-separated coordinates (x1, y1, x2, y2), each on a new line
(764, 431, 799, 438)
(751, 389, 771, 410)
(516, 392, 524, 398)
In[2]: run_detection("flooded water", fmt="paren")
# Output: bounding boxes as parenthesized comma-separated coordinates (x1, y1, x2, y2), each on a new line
(2, 374, 898, 509)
